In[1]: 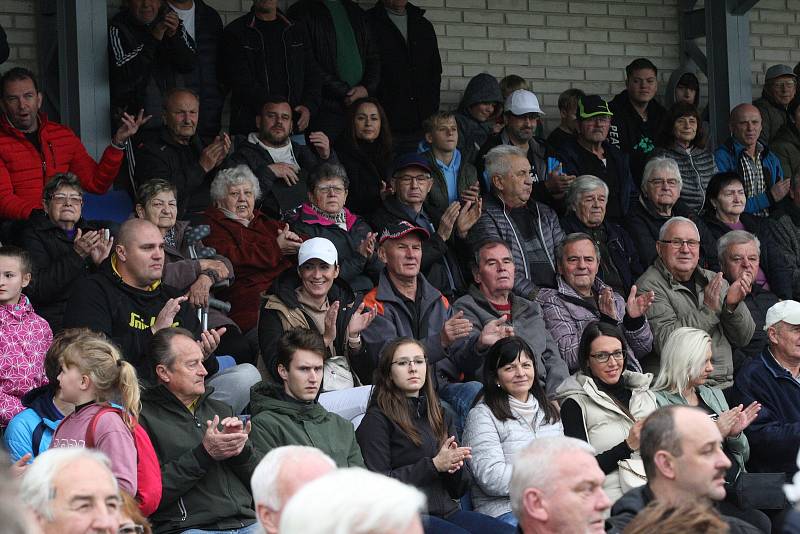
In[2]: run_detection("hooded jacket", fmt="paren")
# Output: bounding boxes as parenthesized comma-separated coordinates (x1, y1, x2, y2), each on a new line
(249, 381, 364, 467)
(0, 295, 51, 426)
(635, 258, 756, 388)
(61, 258, 206, 382)
(0, 113, 123, 220)
(608, 90, 665, 184)
(765, 199, 800, 300)
(139, 385, 257, 534)
(290, 202, 382, 292)
(754, 94, 791, 145)
(2, 385, 63, 461)
(258, 269, 372, 387)
(202, 207, 294, 332)
(453, 284, 569, 397)
(468, 193, 564, 298)
(222, 9, 321, 135)
(357, 395, 468, 518)
(455, 73, 503, 166)
(366, 1, 441, 135)
(21, 210, 109, 333)
(714, 137, 784, 214)
(771, 119, 800, 179)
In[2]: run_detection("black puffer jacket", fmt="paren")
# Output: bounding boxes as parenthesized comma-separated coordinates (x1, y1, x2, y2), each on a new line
(356, 395, 469, 518)
(334, 135, 392, 219)
(366, 1, 441, 135)
(624, 196, 695, 268)
(22, 210, 112, 333)
(139, 385, 257, 534)
(286, 0, 380, 116)
(222, 9, 321, 135)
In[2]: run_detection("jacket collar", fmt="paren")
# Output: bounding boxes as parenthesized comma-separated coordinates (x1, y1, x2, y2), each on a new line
(0, 294, 34, 322)
(652, 257, 708, 291)
(761, 349, 800, 382)
(0, 111, 49, 139)
(555, 274, 609, 300)
(298, 202, 358, 230)
(245, 7, 292, 29)
(376, 269, 442, 311)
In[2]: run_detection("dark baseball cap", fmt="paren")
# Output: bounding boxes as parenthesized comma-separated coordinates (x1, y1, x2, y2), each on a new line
(576, 95, 613, 120)
(392, 153, 432, 177)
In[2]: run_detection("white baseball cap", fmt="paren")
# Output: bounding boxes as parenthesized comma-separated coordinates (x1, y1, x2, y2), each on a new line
(505, 89, 544, 116)
(764, 300, 800, 330)
(298, 237, 338, 266)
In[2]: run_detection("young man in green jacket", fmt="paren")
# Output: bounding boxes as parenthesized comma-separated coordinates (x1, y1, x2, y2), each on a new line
(249, 328, 365, 468)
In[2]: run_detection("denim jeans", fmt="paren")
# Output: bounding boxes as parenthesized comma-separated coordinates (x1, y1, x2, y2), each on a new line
(423, 510, 517, 534)
(438, 381, 483, 438)
(496, 511, 519, 527)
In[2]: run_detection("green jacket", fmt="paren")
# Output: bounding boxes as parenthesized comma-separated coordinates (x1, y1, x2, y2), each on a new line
(249, 381, 365, 468)
(422, 149, 478, 226)
(653, 385, 749, 473)
(771, 121, 800, 180)
(139, 385, 258, 534)
(635, 259, 755, 388)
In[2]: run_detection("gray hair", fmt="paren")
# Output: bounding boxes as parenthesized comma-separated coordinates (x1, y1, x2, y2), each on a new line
(309, 162, 350, 191)
(210, 164, 262, 203)
(651, 327, 712, 396)
(43, 172, 84, 203)
(717, 230, 760, 264)
(20, 448, 117, 521)
(484, 144, 528, 187)
(658, 216, 699, 241)
(556, 232, 601, 267)
(279, 468, 427, 534)
(567, 175, 609, 213)
(510, 437, 595, 518)
(251, 446, 336, 511)
(641, 156, 683, 195)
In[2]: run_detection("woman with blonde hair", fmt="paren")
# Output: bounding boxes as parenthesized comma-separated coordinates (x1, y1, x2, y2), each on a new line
(50, 331, 140, 496)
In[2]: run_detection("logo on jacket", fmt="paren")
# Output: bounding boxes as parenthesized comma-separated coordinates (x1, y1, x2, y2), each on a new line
(128, 312, 179, 330)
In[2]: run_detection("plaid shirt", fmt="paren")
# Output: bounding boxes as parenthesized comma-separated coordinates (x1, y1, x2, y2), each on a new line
(738, 143, 768, 216)
(535, 275, 653, 373)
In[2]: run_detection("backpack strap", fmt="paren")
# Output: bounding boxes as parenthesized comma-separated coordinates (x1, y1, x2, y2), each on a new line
(30, 421, 47, 457)
(85, 404, 124, 448)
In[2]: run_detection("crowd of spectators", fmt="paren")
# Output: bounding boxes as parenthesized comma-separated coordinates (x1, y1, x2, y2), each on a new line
(6, 0, 800, 532)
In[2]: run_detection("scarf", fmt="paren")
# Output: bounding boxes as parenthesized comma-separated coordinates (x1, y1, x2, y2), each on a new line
(311, 203, 347, 228)
(508, 394, 543, 430)
(164, 226, 177, 249)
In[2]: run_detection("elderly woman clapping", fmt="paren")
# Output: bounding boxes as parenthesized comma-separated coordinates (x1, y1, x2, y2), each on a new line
(22, 173, 114, 332)
(625, 157, 696, 266)
(560, 175, 643, 295)
(203, 165, 301, 336)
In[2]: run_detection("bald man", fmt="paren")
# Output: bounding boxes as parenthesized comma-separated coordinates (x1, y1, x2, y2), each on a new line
(715, 103, 789, 215)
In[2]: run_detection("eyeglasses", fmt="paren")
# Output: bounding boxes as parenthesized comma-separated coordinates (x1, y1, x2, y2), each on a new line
(391, 357, 426, 368)
(118, 525, 145, 534)
(316, 185, 347, 195)
(648, 178, 679, 188)
(658, 238, 700, 250)
(395, 174, 432, 185)
(50, 194, 83, 205)
(589, 349, 625, 363)
(772, 80, 797, 89)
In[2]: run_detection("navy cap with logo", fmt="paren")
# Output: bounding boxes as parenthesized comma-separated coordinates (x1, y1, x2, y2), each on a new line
(392, 153, 432, 177)
(576, 95, 613, 121)
(378, 220, 430, 245)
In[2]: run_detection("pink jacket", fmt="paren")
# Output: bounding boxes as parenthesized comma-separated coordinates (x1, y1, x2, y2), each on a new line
(0, 295, 51, 426)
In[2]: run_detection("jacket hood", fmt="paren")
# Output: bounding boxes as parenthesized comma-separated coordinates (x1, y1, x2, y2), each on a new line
(458, 73, 503, 111)
(249, 381, 327, 420)
(21, 384, 58, 417)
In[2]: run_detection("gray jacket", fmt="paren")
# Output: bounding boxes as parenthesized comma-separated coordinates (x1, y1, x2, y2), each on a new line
(635, 259, 755, 388)
(462, 399, 563, 518)
(453, 285, 569, 398)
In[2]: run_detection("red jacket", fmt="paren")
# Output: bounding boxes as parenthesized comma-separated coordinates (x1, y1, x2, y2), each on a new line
(203, 207, 294, 332)
(0, 113, 123, 220)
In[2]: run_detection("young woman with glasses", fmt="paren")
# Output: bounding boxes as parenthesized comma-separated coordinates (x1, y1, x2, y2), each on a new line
(556, 321, 658, 504)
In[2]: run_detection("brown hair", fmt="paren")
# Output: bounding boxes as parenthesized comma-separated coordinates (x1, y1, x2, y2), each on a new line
(59, 331, 141, 429)
(623, 500, 728, 534)
(344, 97, 393, 166)
(372, 338, 447, 447)
(45, 328, 92, 386)
(120, 491, 153, 534)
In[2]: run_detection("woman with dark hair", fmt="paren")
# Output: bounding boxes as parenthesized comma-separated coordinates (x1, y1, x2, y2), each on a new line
(356, 338, 515, 534)
(289, 163, 382, 292)
(651, 102, 717, 215)
(462, 337, 563, 527)
(334, 97, 394, 219)
(556, 321, 657, 504)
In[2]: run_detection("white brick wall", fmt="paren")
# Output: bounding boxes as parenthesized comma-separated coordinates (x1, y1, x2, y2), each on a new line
(2, 0, 799, 132)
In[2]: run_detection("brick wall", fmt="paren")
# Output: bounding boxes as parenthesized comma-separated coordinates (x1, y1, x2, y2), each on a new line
(4, 0, 800, 132)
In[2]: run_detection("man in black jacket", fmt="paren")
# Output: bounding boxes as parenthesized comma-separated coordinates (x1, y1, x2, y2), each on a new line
(287, 0, 380, 141)
(134, 88, 230, 217)
(140, 327, 259, 534)
(223, 0, 321, 136)
(108, 0, 196, 137)
(366, 0, 441, 153)
(226, 96, 335, 220)
(166, 0, 226, 141)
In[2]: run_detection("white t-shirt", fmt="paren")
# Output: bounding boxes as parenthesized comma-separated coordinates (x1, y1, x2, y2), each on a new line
(169, 1, 196, 40)
(248, 132, 299, 166)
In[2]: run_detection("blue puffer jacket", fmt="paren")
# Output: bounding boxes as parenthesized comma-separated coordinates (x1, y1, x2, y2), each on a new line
(714, 137, 784, 214)
(2, 385, 63, 462)
(732, 350, 800, 476)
